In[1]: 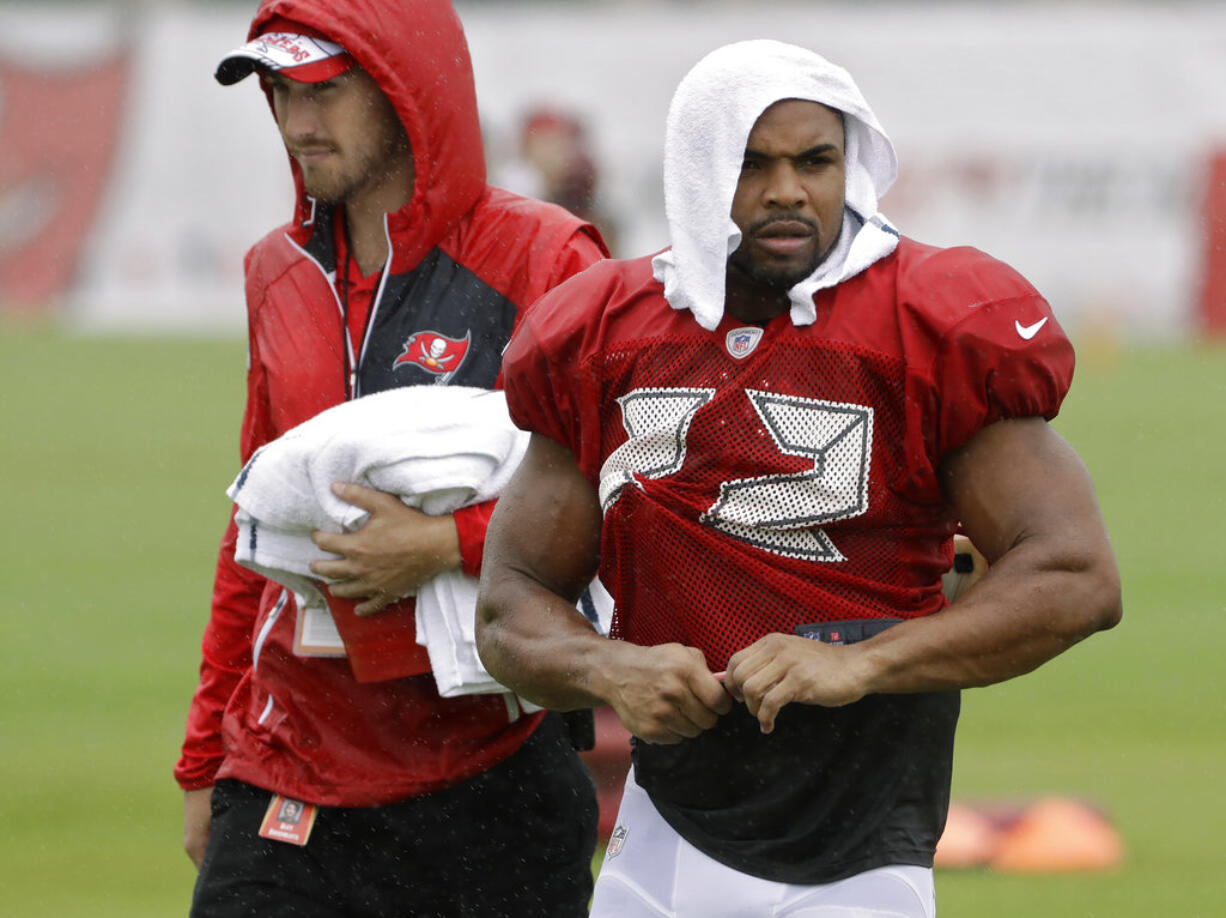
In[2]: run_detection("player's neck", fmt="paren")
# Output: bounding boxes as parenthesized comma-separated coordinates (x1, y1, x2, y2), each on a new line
(342, 158, 416, 276)
(724, 271, 791, 324)
(343, 207, 391, 277)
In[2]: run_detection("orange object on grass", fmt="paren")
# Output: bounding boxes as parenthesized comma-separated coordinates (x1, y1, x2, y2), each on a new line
(933, 802, 1002, 869)
(989, 796, 1124, 873)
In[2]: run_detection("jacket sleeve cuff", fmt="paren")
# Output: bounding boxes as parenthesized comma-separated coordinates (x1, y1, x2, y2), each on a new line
(176, 774, 219, 792)
(174, 749, 223, 791)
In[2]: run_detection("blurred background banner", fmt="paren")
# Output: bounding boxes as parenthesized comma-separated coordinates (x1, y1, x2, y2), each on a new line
(2, 0, 1225, 337)
(0, 49, 130, 310)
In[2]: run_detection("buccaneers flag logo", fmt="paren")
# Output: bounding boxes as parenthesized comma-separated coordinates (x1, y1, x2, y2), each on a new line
(394, 330, 471, 379)
(0, 50, 131, 312)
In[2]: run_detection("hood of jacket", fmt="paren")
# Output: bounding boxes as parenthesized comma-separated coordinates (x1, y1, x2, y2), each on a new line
(248, 0, 485, 273)
(651, 39, 900, 331)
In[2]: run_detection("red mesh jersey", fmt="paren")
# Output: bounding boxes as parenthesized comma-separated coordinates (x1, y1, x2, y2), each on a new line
(503, 238, 1074, 669)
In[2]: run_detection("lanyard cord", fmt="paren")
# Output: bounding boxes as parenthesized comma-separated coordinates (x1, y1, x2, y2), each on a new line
(341, 242, 353, 400)
(340, 214, 383, 401)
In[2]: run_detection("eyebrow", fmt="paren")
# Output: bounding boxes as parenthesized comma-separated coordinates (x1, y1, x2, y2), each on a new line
(743, 143, 841, 161)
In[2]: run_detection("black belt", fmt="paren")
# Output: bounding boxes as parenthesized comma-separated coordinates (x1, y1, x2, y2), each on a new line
(793, 617, 903, 645)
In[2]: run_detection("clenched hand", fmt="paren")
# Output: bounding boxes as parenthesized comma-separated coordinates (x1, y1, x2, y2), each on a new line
(599, 642, 734, 744)
(724, 633, 872, 734)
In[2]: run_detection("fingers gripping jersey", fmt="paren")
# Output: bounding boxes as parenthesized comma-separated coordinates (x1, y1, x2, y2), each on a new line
(503, 238, 1073, 671)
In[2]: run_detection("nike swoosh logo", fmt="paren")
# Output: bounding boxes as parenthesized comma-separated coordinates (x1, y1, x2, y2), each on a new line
(1015, 317, 1049, 340)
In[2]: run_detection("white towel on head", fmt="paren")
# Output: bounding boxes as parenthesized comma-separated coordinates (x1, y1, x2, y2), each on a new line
(227, 385, 532, 697)
(651, 39, 901, 331)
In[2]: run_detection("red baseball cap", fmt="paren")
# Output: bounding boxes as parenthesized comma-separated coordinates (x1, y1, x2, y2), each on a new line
(215, 19, 354, 86)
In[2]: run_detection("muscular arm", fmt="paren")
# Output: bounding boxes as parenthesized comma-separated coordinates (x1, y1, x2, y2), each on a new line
(726, 417, 1122, 730)
(476, 434, 731, 743)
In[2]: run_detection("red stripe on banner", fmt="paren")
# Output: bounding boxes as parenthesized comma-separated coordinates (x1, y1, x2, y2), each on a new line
(1199, 150, 1226, 337)
(0, 51, 131, 313)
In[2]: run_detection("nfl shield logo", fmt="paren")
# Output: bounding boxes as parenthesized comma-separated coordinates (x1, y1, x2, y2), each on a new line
(606, 823, 628, 859)
(725, 326, 764, 360)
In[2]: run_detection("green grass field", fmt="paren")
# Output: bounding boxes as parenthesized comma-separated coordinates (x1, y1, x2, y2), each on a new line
(1, 325, 1223, 916)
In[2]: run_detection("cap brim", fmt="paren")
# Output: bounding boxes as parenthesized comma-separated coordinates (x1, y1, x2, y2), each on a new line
(214, 34, 353, 87)
(215, 52, 261, 86)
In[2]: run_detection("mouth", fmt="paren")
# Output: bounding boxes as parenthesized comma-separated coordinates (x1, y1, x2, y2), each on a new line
(753, 220, 817, 256)
(292, 146, 337, 165)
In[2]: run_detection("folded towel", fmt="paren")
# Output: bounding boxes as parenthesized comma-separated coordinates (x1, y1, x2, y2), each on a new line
(416, 570, 500, 697)
(418, 572, 616, 702)
(651, 39, 900, 331)
(229, 386, 527, 534)
(228, 386, 530, 694)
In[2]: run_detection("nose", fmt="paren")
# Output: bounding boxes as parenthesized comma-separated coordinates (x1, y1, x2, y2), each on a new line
(762, 162, 805, 209)
(276, 89, 321, 142)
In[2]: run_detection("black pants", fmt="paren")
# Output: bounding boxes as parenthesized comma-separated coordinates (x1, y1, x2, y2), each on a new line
(191, 713, 598, 917)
